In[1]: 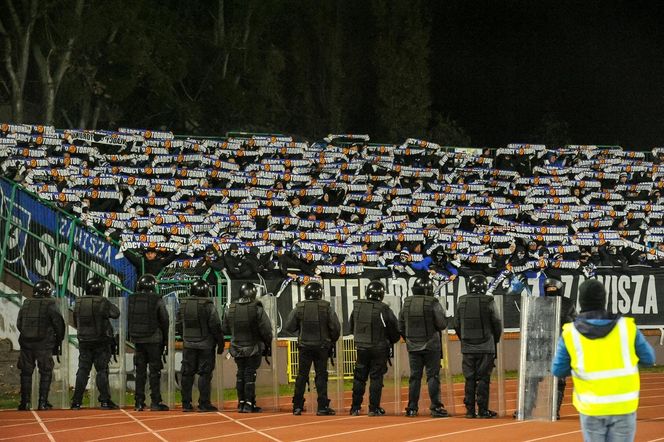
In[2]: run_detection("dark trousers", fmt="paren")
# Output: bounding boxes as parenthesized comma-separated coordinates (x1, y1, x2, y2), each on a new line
(293, 346, 329, 410)
(351, 347, 388, 411)
(181, 347, 216, 405)
(407, 349, 442, 411)
(235, 354, 262, 405)
(462, 352, 495, 412)
(134, 343, 164, 404)
(18, 348, 54, 404)
(523, 375, 567, 416)
(72, 341, 112, 403)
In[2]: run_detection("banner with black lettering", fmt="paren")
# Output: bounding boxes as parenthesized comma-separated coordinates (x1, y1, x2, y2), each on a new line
(227, 267, 663, 336)
(0, 179, 137, 298)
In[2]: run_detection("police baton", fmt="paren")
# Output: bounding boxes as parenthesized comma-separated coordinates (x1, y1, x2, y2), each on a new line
(386, 346, 393, 367)
(329, 345, 336, 368)
(162, 343, 168, 364)
(53, 344, 62, 364)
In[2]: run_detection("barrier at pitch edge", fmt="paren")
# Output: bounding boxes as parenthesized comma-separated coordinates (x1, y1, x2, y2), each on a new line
(228, 269, 664, 335)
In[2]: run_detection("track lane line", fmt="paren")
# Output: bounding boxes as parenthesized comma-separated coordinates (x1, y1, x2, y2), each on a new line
(120, 409, 168, 442)
(215, 411, 282, 442)
(30, 411, 55, 442)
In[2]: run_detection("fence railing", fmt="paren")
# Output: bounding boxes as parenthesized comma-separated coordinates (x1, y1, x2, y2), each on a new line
(0, 177, 139, 301)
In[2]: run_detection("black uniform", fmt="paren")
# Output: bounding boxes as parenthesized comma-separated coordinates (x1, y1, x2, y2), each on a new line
(221, 297, 273, 411)
(453, 291, 502, 417)
(127, 290, 170, 408)
(349, 298, 400, 414)
(17, 296, 65, 409)
(398, 295, 448, 416)
(284, 298, 341, 413)
(71, 296, 121, 406)
(176, 296, 224, 410)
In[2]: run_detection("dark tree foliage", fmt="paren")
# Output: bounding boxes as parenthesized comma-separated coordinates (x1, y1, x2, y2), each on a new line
(1, 1, 663, 148)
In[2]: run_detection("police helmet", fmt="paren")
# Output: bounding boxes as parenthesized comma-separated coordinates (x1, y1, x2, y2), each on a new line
(85, 277, 104, 296)
(468, 274, 488, 294)
(304, 281, 323, 300)
(239, 282, 257, 300)
(412, 277, 434, 296)
(543, 278, 563, 297)
(136, 274, 158, 292)
(33, 280, 53, 298)
(366, 280, 386, 301)
(190, 279, 210, 297)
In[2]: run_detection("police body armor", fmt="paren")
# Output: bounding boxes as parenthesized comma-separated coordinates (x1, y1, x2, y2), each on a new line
(353, 299, 387, 348)
(128, 292, 160, 339)
(458, 294, 493, 344)
(180, 297, 212, 342)
(21, 298, 55, 340)
(226, 299, 261, 347)
(403, 296, 435, 342)
(76, 296, 108, 341)
(297, 299, 331, 347)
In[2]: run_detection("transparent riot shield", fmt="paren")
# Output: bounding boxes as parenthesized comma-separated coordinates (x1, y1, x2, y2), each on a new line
(108, 297, 127, 408)
(440, 327, 456, 416)
(211, 297, 225, 410)
(330, 295, 345, 413)
(253, 294, 279, 412)
(515, 295, 561, 421)
(161, 295, 177, 408)
(382, 294, 403, 416)
(489, 294, 506, 417)
(32, 296, 71, 409)
(305, 295, 344, 415)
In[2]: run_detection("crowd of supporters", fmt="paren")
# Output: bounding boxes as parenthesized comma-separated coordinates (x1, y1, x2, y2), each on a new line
(3, 122, 664, 283)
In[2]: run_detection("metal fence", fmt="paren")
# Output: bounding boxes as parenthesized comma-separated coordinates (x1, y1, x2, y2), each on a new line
(0, 177, 138, 302)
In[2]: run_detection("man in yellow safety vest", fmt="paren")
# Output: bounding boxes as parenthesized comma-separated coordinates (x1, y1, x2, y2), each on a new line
(552, 279, 655, 441)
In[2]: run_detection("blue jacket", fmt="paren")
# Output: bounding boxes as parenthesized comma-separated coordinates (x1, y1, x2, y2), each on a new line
(552, 312, 656, 378)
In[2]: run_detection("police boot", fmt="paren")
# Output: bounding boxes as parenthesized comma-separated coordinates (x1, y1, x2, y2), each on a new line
(38, 374, 53, 410)
(18, 375, 32, 411)
(316, 400, 336, 416)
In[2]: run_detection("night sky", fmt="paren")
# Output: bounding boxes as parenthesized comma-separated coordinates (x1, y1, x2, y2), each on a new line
(428, 0, 664, 149)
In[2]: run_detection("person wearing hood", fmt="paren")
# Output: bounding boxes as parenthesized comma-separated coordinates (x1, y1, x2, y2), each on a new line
(552, 279, 655, 441)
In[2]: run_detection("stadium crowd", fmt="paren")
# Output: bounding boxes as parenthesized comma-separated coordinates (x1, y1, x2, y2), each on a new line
(3, 122, 664, 284)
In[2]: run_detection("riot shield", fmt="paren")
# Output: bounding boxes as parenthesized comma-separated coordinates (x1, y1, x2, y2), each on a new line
(75, 297, 123, 409)
(253, 293, 279, 412)
(515, 295, 561, 421)
(210, 297, 225, 410)
(382, 294, 403, 416)
(440, 327, 456, 416)
(305, 294, 344, 415)
(32, 296, 71, 409)
(108, 297, 127, 408)
(489, 294, 506, 417)
(161, 295, 177, 408)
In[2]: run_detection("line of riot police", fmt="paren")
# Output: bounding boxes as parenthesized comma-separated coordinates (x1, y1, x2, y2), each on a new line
(16, 272, 574, 420)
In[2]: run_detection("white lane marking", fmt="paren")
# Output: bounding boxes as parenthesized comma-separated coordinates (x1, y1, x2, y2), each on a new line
(120, 409, 168, 442)
(30, 411, 55, 442)
(215, 411, 283, 442)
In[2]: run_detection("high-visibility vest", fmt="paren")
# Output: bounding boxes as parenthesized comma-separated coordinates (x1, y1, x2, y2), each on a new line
(562, 317, 640, 416)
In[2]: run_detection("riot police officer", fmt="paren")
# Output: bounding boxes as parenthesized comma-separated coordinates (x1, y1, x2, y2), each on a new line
(399, 276, 449, 418)
(284, 281, 341, 416)
(221, 283, 273, 413)
(349, 280, 400, 416)
(127, 274, 170, 411)
(176, 279, 224, 412)
(16, 280, 65, 410)
(454, 274, 502, 419)
(71, 277, 121, 410)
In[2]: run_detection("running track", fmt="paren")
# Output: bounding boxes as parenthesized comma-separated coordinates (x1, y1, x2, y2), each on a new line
(1, 374, 663, 441)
